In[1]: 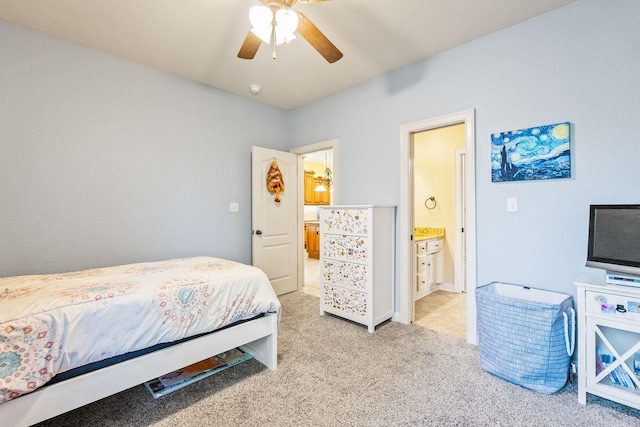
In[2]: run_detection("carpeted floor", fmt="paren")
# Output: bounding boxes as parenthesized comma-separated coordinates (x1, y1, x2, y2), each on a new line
(36, 291, 640, 426)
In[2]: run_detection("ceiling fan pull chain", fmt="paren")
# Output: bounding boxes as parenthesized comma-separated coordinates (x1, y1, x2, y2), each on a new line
(271, 16, 277, 60)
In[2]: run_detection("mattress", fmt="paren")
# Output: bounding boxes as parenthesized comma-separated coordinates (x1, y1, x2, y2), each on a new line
(0, 256, 280, 404)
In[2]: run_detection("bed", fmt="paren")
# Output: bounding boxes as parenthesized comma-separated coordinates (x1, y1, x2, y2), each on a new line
(0, 256, 280, 426)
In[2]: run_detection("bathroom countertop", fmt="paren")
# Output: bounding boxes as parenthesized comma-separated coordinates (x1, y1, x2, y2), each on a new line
(414, 227, 445, 241)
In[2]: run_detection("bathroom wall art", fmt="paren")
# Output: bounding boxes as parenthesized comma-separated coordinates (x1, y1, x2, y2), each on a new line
(491, 122, 571, 182)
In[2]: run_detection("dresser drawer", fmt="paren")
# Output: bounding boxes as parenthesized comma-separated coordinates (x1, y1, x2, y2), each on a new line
(322, 259, 369, 290)
(321, 234, 369, 263)
(321, 208, 371, 235)
(322, 285, 368, 317)
(585, 290, 640, 319)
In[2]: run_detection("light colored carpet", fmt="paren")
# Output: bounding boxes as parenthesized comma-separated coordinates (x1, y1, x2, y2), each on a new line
(37, 291, 640, 426)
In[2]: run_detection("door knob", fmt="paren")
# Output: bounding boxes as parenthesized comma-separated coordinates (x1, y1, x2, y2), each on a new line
(255, 230, 263, 235)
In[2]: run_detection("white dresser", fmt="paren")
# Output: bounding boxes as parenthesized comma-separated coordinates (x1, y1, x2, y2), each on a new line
(575, 275, 640, 410)
(319, 205, 395, 333)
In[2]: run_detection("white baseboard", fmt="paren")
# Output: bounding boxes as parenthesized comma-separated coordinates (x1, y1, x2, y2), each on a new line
(437, 282, 455, 292)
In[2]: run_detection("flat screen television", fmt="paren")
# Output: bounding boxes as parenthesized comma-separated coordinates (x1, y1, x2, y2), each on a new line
(586, 204, 640, 281)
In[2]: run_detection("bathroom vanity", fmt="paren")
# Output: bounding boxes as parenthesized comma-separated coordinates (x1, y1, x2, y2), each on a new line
(414, 228, 445, 300)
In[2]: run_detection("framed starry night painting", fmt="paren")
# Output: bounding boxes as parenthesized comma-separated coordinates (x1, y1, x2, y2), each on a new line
(491, 122, 571, 182)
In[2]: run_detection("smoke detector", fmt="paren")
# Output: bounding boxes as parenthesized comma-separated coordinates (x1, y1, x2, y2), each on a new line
(249, 84, 261, 95)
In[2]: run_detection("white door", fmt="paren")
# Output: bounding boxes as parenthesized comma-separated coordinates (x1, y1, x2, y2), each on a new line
(252, 146, 298, 295)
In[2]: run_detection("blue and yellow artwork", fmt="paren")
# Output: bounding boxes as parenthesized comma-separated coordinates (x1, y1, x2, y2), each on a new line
(491, 122, 571, 182)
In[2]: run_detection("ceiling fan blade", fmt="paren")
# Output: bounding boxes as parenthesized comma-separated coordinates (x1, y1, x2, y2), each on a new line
(238, 30, 262, 60)
(296, 12, 343, 63)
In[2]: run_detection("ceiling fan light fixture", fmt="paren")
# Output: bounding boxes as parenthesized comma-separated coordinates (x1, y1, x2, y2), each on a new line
(249, 5, 273, 43)
(275, 9, 298, 44)
(250, 26, 272, 44)
(275, 30, 296, 46)
(249, 5, 298, 46)
(238, 1, 342, 63)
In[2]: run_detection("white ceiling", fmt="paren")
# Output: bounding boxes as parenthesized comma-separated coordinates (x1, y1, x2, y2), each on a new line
(0, 0, 576, 110)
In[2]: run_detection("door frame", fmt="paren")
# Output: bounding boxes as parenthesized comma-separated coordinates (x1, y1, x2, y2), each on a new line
(455, 149, 466, 293)
(291, 139, 340, 292)
(399, 110, 477, 344)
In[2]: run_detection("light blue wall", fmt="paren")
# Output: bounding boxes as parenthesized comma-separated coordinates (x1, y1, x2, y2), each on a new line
(2, 0, 639, 299)
(0, 20, 288, 276)
(289, 0, 640, 298)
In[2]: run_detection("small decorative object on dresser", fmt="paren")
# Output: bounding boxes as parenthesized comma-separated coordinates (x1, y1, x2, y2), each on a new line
(319, 205, 396, 333)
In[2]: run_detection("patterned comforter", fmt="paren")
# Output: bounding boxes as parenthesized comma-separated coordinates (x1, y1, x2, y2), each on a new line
(0, 257, 280, 404)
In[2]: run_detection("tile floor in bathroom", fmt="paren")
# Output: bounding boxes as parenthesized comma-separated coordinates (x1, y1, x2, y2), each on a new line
(303, 256, 321, 297)
(414, 290, 467, 340)
(304, 257, 466, 340)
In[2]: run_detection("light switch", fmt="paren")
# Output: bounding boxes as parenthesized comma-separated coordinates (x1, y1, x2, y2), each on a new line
(229, 202, 239, 213)
(506, 197, 518, 212)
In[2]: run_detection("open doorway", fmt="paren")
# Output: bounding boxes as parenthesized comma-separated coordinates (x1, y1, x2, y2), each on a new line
(412, 124, 466, 340)
(291, 139, 339, 296)
(300, 149, 332, 296)
(399, 110, 478, 345)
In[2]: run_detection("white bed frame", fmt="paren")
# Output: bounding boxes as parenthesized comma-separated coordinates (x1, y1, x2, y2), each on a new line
(1, 313, 278, 427)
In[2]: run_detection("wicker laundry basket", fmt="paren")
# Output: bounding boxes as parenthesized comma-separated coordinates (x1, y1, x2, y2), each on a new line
(476, 282, 575, 394)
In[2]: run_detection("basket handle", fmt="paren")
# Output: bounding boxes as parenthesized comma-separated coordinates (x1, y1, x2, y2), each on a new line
(563, 308, 576, 357)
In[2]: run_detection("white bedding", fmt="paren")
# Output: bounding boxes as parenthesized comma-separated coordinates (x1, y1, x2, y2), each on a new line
(0, 256, 280, 404)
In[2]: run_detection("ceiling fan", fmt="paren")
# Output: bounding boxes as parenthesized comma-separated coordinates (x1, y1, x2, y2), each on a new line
(237, 0, 343, 63)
